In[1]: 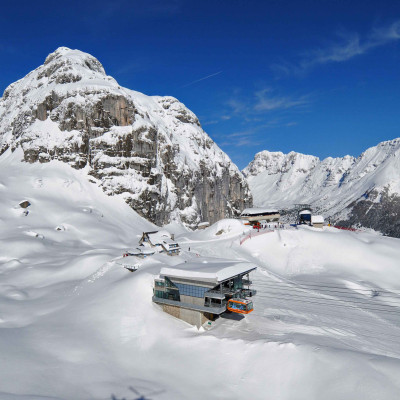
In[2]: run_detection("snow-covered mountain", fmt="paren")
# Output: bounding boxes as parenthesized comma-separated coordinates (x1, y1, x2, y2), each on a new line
(243, 139, 400, 237)
(0, 47, 251, 228)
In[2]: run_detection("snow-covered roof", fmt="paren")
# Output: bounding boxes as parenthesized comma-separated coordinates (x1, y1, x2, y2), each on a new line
(311, 215, 324, 223)
(139, 247, 156, 255)
(128, 247, 155, 255)
(147, 230, 172, 245)
(161, 238, 180, 251)
(160, 258, 256, 283)
(240, 208, 279, 216)
(299, 210, 312, 215)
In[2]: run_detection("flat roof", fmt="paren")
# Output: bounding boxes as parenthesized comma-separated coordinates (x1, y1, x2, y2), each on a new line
(311, 215, 324, 223)
(241, 208, 279, 215)
(160, 257, 257, 284)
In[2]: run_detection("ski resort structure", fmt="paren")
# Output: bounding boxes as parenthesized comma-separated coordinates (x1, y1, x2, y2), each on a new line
(240, 208, 280, 225)
(139, 231, 181, 256)
(311, 215, 325, 228)
(153, 258, 257, 327)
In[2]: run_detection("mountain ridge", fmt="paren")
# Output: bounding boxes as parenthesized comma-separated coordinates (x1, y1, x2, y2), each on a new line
(0, 47, 252, 228)
(243, 138, 400, 236)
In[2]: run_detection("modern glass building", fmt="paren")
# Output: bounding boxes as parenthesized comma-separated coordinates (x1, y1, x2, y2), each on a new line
(153, 258, 257, 327)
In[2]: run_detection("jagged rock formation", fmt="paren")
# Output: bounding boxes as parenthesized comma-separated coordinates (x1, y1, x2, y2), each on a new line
(337, 187, 400, 237)
(0, 47, 252, 227)
(243, 139, 400, 237)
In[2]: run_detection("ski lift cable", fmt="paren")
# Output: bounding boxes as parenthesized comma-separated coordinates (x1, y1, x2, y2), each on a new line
(256, 268, 400, 296)
(255, 291, 400, 315)
(253, 277, 400, 298)
(254, 279, 400, 301)
(254, 292, 400, 315)
(254, 282, 400, 306)
(258, 280, 400, 294)
(255, 281, 400, 298)
(258, 278, 400, 297)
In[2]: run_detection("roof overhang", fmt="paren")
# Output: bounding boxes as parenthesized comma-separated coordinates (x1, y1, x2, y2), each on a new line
(160, 258, 257, 285)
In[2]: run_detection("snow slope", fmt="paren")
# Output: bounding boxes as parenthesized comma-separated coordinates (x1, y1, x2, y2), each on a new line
(1, 151, 400, 399)
(243, 140, 400, 236)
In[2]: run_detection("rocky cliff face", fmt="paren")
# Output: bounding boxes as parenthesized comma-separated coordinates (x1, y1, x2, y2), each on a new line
(0, 47, 252, 227)
(243, 140, 400, 237)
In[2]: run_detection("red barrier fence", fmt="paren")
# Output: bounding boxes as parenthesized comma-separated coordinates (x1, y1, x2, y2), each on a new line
(239, 229, 274, 245)
(334, 226, 359, 232)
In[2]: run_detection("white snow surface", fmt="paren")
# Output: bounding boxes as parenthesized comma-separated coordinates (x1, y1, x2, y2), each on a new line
(241, 207, 279, 215)
(147, 230, 172, 244)
(243, 140, 400, 217)
(1, 149, 400, 399)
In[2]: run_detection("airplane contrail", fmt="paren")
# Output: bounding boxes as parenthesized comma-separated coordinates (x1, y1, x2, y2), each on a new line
(181, 71, 222, 88)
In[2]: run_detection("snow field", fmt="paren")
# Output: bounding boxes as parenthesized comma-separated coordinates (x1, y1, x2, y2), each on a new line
(1, 151, 400, 399)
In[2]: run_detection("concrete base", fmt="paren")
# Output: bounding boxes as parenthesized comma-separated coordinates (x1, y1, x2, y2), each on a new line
(161, 303, 216, 328)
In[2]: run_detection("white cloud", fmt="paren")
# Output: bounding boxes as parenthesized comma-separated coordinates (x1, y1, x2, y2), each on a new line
(227, 88, 310, 115)
(254, 88, 309, 111)
(272, 20, 400, 75)
(226, 98, 247, 114)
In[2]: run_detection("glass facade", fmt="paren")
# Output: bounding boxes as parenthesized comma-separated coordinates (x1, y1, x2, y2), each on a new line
(233, 276, 243, 290)
(154, 288, 180, 301)
(154, 279, 180, 301)
(174, 283, 209, 298)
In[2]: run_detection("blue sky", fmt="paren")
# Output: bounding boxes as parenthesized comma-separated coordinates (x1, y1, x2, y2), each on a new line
(1, 0, 400, 169)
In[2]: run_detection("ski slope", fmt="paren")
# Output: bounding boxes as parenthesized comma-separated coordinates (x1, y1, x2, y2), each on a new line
(1, 150, 400, 399)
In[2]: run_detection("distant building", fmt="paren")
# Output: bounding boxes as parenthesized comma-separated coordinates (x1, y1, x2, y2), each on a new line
(240, 208, 280, 224)
(153, 258, 257, 327)
(139, 231, 181, 256)
(311, 215, 324, 229)
(197, 222, 210, 230)
(298, 209, 312, 225)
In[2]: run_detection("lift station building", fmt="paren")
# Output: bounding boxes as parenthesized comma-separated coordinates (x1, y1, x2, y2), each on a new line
(240, 208, 280, 224)
(298, 209, 312, 225)
(153, 258, 257, 327)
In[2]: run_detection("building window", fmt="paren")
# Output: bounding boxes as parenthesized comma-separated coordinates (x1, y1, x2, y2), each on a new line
(154, 290, 166, 299)
(174, 283, 209, 298)
(233, 276, 243, 290)
(154, 289, 180, 301)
